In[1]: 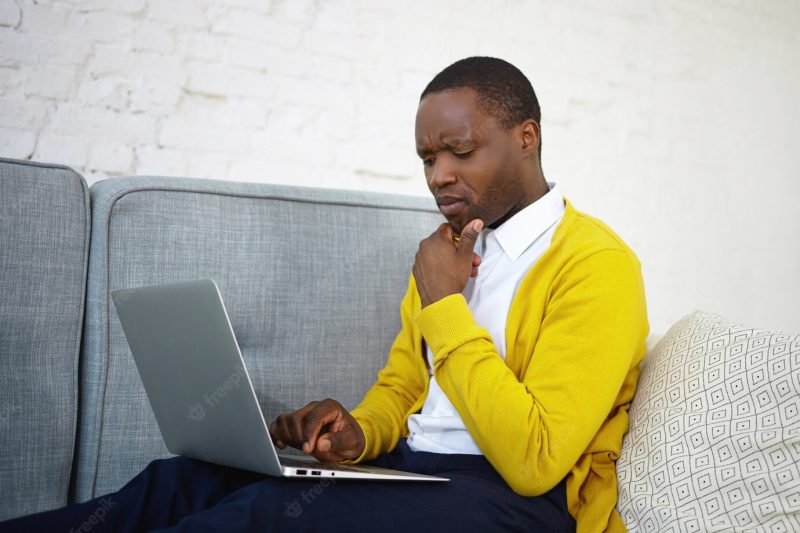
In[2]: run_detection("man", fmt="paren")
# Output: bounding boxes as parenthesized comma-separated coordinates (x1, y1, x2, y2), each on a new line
(1, 57, 647, 532)
(271, 57, 648, 532)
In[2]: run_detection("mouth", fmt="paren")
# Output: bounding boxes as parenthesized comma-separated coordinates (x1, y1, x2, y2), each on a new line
(437, 197, 465, 217)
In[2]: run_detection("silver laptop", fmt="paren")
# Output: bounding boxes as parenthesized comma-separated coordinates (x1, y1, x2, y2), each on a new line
(111, 279, 447, 482)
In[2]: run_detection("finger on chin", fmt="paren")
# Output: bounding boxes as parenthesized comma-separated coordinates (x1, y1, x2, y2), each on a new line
(438, 223, 454, 239)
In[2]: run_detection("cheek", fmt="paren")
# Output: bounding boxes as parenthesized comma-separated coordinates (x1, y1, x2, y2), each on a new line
(471, 157, 508, 202)
(423, 170, 434, 193)
(476, 162, 521, 221)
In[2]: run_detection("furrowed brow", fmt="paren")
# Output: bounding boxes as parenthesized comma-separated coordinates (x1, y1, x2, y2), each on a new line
(441, 137, 470, 149)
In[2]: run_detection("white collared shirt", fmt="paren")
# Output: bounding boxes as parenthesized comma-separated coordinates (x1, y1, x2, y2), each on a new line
(406, 182, 566, 454)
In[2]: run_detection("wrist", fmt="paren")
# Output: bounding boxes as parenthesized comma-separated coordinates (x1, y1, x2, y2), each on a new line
(420, 287, 458, 309)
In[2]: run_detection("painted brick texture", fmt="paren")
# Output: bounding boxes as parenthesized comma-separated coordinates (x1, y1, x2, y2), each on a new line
(0, 0, 799, 334)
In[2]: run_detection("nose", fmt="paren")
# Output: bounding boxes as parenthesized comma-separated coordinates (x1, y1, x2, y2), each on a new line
(428, 158, 456, 190)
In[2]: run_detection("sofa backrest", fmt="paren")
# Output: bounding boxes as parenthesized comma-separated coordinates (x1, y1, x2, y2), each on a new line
(71, 176, 442, 501)
(0, 158, 90, 519)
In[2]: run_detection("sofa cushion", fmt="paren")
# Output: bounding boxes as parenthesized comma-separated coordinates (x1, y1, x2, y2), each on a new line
(617, 311, 800, 531)
(72, 176, 442, 501)
(0, 158, 90, 519)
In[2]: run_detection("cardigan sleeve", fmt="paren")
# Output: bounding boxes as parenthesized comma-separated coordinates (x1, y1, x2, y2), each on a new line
(348, 276, 427, 462)
(416, 248, 648, 496)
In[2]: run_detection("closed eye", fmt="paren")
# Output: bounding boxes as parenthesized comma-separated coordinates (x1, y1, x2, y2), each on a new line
(422, 157, 435, 167)
(454, 150, 474, 159)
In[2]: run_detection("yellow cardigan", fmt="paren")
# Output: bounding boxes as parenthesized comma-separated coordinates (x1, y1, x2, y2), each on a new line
(350, 199, 648, 532)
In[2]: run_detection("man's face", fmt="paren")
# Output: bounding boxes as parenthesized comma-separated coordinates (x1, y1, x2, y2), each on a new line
(415, 88, 532, 235)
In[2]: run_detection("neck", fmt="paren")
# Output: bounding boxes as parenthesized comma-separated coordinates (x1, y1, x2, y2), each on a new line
(488, 170, 549, 230)
(519, 168, 551, 214)
(531, 167, 549, 200)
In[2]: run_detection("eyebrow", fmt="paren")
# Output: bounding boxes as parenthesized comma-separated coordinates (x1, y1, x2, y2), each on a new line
(416, 136, 472, 158)
(442, 137, 470, 148)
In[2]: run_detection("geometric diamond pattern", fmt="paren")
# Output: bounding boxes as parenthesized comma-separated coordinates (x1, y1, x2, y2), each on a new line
(617, 312, 800, 532)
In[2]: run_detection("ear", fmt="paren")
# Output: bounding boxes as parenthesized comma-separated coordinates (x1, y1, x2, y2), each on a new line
(520, 119, 540, 156)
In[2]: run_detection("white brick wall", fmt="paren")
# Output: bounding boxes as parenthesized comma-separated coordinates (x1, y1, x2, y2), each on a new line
(1, 0, 799, 335)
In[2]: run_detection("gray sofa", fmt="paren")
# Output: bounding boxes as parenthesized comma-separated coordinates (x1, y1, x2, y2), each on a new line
(0, 158, 90, 519)
(4, 157, 799, 531)
(0, 157, 441, 519)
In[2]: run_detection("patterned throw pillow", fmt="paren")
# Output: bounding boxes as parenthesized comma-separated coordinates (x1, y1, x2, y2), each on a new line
(617, 311, 800, 532)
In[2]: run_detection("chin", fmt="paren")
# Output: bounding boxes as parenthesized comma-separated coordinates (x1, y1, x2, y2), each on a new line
(447, 218, 465, 235)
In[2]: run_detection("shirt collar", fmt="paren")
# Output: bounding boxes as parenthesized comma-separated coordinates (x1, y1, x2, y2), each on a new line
(479, 182, 565, 262)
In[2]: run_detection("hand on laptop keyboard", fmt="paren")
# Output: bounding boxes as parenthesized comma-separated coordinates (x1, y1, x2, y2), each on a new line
(269, 398, 366, 463)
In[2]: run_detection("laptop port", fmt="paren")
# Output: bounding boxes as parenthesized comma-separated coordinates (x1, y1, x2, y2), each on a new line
(296, 469, 307, 475)
(312, 470, 321, 476)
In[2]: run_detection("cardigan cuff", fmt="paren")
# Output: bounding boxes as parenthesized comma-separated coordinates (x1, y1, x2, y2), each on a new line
(414, 293, 487, 365)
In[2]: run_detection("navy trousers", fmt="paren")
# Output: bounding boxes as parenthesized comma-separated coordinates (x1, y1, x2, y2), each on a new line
(0, 440, 575, 532)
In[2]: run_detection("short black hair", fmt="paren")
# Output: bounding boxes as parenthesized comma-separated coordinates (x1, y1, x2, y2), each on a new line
(421, 56, 542, 159)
